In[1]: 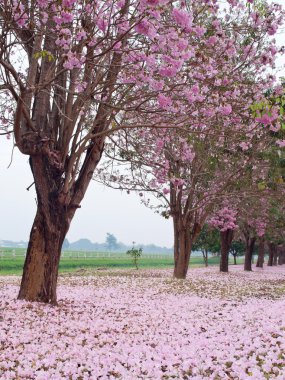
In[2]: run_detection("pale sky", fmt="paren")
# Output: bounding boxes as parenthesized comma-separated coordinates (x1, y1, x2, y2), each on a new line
(0, 2, 284, 247)
(0, 138, 173, 246)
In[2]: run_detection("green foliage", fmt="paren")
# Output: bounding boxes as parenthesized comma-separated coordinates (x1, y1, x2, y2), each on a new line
(193, 225, 220, 255)
(33, 50, 55, 62)
(126, 243, 143, 270)
(265, 201, 285, 244)
(229, 240, 245, 258)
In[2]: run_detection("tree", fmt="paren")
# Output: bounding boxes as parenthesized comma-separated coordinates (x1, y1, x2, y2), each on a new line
(0, 0, 212, 303)
(209, 205, 238, 272)
(126, 243, 142, 270)
(256, 236, 266, 268)
(192, 225, 220, 267)
(229, 239, 245, 265)
(105, 233, 118, 251)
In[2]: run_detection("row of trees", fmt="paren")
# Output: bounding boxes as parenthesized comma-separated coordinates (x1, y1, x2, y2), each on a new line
(0, 0, 284, 303)
(193, 219, 285, 271)
(98, 1, 285, 276)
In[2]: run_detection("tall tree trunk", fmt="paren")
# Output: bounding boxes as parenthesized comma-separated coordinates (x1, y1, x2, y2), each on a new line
(173, 225, 192, 279)
(268, 242, 275, 266)
(18, 155, 72, 303)
(256, 236, 265, 268)
(244, 237, 256, 271)
(220, 229, 234, 273)
(18, 206, 68, 303)
(273, 245, 278, 266)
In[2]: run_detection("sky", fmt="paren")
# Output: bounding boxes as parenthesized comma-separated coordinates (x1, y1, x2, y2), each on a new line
(0, 139, 173, 246)
(0, 1, 284, 247)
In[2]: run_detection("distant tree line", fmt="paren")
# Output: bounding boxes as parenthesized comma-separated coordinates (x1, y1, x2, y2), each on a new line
(62, 233, 173, 254)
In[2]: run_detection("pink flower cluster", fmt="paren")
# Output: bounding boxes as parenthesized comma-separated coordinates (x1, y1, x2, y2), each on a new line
(209, 206, 238, 231)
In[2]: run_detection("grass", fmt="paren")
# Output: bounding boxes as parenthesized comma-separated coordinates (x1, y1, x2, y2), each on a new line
(0, 248, 243, 275)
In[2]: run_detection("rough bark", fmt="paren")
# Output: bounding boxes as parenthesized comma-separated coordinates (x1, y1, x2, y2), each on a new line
(173, 224, 192, 279)
(18, 208, 68, 303)
(256, 236, 265, 268)
(244, 237, 256, 271)
(220, 229, 234, 273)
(17, 155, 69, 303)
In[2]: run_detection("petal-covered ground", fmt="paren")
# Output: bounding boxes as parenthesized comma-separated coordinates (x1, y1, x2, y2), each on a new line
(1, 265, 285, 380)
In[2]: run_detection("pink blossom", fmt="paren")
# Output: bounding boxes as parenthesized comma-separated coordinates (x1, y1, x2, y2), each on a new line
(256, 110, 278, 125)
(219, 104, 232, 116)
(62, 0, 76, 7)
(76, 31, 87, 41)
(1, 266, 285, 379)
(97, 18, 107, 32)
(158, 94, 172, 109)
(172, 8, 192, 30)
(207, 36, 218, 46)
(135, 20, 156, 38)
(158, 66, 178, 78)
(194, 26, 206, 37)
(276, 140, 285, 148)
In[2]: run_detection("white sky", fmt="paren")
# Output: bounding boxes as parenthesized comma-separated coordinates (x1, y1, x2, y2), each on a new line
(0, 1, 284, 247)
(0, 139, 173, 246)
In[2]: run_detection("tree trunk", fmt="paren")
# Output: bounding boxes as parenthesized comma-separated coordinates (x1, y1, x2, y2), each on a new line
(244, 237, 256, 271)
(220, 229, 234, 273)
(256, 237, 265, 268)
(277, 246, 283, 265)
(17, 155, 78, 303)
(18, 207, 68, 303)
(203, 250, 208, 267)
(273, 245, 279, 266)
(233, 254, 237, 265)
(173, 225, 192, 279)
(268, 242, 275, 266)
(281, 245, 285, 265)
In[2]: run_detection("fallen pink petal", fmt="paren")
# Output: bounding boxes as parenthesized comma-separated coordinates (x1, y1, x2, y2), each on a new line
(1, 266, 285, 379)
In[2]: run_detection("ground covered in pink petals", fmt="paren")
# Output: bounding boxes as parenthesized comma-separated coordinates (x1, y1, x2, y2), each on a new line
(1, 265, 285, 379)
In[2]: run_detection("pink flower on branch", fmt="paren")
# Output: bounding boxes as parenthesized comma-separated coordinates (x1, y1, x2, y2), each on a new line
(158, 94, 172, 110)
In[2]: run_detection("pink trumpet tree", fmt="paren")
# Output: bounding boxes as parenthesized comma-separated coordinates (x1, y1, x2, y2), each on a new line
(209, 204, 238, 272)
(99, 0, 284, 279)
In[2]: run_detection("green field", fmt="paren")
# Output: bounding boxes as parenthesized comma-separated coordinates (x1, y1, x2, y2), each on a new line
(0, 247, 242, 275)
